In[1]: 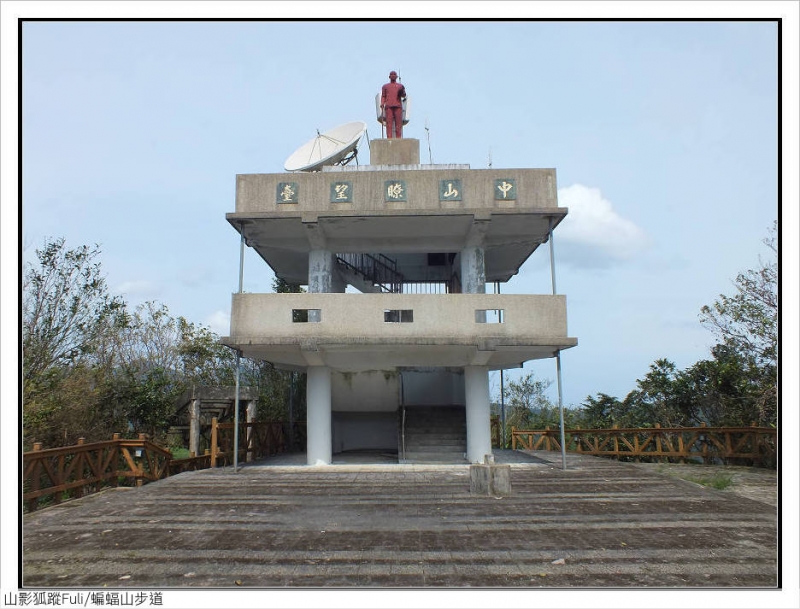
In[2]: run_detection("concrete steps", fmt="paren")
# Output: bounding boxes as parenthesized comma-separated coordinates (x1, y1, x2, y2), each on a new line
(21, 454, 779, 588)
(402, 406, 466, 464)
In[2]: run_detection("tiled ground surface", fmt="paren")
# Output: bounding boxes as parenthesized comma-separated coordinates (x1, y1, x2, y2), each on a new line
(22, 451, 778, 588)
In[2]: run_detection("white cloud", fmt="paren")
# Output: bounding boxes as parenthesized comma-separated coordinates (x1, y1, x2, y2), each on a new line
(556, 184, 648, 267)
(205, 310, 230, 336)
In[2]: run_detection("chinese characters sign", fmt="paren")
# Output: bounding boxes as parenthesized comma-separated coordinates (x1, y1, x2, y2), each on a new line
(439, 179, 462, 201)
(273, 178, 524, 206)
(384, 180, 407, 202)
(494, 179, 517, 200)
(276, 182, 299, 204)
(330, 182, 353, 203)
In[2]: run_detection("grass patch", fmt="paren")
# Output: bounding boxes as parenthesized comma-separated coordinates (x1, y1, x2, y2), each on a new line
(685, 473, 734, 490)
(171, 447, 191, 459)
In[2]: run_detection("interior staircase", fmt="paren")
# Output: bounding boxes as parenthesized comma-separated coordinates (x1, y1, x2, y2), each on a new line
(400, 405, 467, 464)
(336, 253, 404, 293)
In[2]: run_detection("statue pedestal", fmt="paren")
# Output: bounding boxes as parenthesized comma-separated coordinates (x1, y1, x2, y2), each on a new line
(370, 138, 420, 166)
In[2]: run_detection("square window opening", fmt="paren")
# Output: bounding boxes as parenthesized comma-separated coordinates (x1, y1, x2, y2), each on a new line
(475, 309, 504, 324)
(292, 309, 321, 323)
(384, 309, 414, 323)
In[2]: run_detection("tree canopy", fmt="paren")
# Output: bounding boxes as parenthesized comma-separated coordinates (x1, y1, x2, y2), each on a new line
(577, 222, 778, 429)
(22, 237, 303, 449)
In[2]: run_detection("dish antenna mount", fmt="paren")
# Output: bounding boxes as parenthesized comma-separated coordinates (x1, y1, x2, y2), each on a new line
(284, 121, 367, 172)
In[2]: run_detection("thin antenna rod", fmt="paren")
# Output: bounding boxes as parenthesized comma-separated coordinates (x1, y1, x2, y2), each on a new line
(488, 147, 492, 169)
(425, 118, 433, 164)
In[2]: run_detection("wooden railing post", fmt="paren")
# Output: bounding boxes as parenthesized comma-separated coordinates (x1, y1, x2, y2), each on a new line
(28, 442, 43, 512)
(654, 424, 662, 457)
(700, 422, 709, 464)
(134, 433, 145, 486)
(211, 418, 218, 468)
(111, 433, 121, 487)
(74, 438, 86, 498)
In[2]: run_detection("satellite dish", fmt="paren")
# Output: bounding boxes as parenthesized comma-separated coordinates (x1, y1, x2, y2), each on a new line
(284, 121, 367, 172)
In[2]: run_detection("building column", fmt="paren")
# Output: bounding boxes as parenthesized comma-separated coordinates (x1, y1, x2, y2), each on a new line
(308, 249, 334, 294)
(463, 243, 491, 462)
(246, 400, 257, 463)
(306, 366, 332, 465)
(465, 365, 492, 463)
(308, 249, 336, 322)
(460, 245, 486, 295)
(188, 398, 201, 457)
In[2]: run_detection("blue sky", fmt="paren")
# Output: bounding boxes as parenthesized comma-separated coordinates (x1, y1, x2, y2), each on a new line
(16, 17, 781, 408)
(3, 3, 799, 608)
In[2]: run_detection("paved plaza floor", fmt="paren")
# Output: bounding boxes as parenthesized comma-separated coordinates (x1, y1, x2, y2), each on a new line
(21, 451, 778, 589)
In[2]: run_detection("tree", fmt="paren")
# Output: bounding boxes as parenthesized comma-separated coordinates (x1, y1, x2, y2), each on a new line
(94, 301, 245, 442)
(620, 358, 697, 428)
(273, 277, 304, 294)
(700, 221, 777, 370)
(682, 345, 776, 427)
(502, 373, 557, 429)
(22, 238, 312, 449)
(580, 393, 623, 429)
(23, 238, 126, 448)
(699, 222, 777, 426)
(23, 237, 123, 381)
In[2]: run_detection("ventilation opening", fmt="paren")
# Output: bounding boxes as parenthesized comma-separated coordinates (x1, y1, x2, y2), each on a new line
(292, 309, 321, 322)
(384, 309, 414, 323)
(475, 309, 504, 324)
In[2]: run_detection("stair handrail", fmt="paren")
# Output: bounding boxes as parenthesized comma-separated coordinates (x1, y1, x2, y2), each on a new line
(336, 253, 405, 293)
(401, 406, 407, 462)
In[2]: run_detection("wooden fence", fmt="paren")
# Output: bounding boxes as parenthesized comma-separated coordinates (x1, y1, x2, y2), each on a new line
(23, 420, 293, 512)
(511, 424, 777, 466)
(209, 419, 287, 468)
(23, 433, 171, 512)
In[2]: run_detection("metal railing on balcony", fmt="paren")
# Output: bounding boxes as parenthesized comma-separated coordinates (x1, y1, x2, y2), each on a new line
(336, 253, 404, 293)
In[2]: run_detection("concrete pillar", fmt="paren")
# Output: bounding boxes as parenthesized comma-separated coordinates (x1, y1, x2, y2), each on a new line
(460, 246, 486, 295)
(188, 398, 201, 456)
(465, 365, 492, 463)
(309, 249, 335, 322)
(246, 400, 257, 462)
(306, 366, 332, 465)
(308, 249, 334, 294)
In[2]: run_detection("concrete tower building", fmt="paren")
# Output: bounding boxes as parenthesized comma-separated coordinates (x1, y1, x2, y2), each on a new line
(223, 136, 577, 465)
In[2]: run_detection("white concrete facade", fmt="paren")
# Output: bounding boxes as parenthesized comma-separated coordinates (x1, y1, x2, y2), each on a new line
(223, 139, 576, 464)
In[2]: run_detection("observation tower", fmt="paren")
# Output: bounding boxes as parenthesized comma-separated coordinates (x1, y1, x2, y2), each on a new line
(223, 102, 576, 466)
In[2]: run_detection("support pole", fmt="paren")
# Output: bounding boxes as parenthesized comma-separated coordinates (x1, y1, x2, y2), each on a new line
(548, 217, 567, 471)
(500, 370, 506, 449)
(233, 350, 241, 473)
(238, 226, 246, 293)
(495, 281, 506, 449)
(232, 226, 246, 474)
(556, 351, 566, 469)
(548, 217, 557, 295)
(288, 371, 295, 452)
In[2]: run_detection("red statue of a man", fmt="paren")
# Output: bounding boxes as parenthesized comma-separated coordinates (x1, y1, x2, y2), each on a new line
(381, 71, 407, 139)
